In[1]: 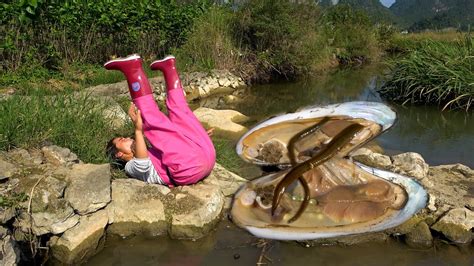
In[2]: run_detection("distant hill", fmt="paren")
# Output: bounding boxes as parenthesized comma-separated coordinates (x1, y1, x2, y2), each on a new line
(318, 0, 397, 23)
(390, 0, 474, 30)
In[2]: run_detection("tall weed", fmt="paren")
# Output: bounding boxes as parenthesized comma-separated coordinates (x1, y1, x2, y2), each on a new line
(379, 35, 473, 110)
(175, 6, 244, 73)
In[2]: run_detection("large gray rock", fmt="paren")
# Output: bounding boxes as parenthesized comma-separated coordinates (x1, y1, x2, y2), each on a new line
(15, 175, 79, 235)
(425, 164, 474, 212)
(106, 179, 168, 237)
(65, 164, 111, 215)
(203, 163, 247, 197)
(50, 210, 108, 265)
(42, 145, 80, 166)
(431, 208, 474, 244)
(194, 107, 249, 138)
(169, 183, 224, 240)
(391, 152, 429, 180)
(0, 232, 20, 266)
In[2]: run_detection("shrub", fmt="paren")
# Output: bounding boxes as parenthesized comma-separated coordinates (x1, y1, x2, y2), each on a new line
(320, 4, 379, 65)
(233, 0, 324, 81)
(0, 0, 211, 71)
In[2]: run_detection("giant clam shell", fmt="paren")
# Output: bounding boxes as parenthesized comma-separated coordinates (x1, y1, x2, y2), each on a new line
(236, 101, 396, 166)
(231, 101, 427, 240)
(230, 161, 427, 240)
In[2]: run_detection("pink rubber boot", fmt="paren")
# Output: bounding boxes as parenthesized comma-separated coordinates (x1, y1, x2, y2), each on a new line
(149, 55, 182, 91)
(103, 54, 153, 99)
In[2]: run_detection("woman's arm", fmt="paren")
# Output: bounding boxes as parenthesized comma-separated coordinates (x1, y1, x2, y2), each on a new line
(128, 103, 148, 159)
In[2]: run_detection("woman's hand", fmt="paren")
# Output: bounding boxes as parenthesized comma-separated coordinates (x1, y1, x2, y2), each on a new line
(128, 103, 143, 131)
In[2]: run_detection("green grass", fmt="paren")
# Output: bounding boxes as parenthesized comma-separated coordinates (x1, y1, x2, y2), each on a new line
(212, 137, 241, 174)
(0, 90, 131, 163)
(379, 35, 473, 110)
(0, 62, 161, 95)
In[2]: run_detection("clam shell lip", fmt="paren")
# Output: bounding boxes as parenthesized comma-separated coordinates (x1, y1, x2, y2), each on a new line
(231, 163, 427, 241)
(236, 101, 397, 163)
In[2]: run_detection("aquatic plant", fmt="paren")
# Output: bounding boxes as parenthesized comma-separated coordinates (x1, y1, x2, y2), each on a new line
(379, 35, 474, 110)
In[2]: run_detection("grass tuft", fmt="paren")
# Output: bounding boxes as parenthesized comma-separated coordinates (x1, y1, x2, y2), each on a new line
(379, 35, 473, 111)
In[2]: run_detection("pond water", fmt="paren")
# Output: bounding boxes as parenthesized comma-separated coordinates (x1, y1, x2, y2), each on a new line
(86, 65, 473, 265)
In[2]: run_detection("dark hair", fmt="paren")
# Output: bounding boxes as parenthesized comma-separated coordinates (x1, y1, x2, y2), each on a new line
(106, 137, 126, 169)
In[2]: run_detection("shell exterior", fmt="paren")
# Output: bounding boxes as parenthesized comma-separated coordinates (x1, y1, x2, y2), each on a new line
(236, 101, 396, 165)
(231, 101, 427, 240)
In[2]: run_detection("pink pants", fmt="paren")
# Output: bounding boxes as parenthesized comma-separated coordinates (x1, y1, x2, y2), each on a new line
(133, 89, 216, 186)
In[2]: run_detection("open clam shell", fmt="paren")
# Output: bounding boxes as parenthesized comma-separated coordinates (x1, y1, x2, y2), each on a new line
(231, 101, 427, 240)
(236, 101, 396, 166)
(230, 162, 427, 241)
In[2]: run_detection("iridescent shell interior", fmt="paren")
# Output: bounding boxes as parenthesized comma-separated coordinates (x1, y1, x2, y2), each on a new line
(240, 116, 381, 165)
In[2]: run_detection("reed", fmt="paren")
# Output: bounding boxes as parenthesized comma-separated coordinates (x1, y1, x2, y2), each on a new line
(379, 35, 473, 111)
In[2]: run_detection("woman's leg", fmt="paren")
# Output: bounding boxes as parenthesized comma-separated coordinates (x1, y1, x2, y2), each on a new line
(150, 56, 216, 172)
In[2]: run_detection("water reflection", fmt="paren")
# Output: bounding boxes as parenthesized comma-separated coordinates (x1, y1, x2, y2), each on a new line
(88, 220, 474, 266)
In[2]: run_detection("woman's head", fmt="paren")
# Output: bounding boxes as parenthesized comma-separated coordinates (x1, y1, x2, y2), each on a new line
(106, 136, 136, 167)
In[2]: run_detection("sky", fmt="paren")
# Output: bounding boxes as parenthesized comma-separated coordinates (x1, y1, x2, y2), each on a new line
(380, 0, 396, 7)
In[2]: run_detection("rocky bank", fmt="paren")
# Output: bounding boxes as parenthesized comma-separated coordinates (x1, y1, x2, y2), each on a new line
(0, 146, 246, 265)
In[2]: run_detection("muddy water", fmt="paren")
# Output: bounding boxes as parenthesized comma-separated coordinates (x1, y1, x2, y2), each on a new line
(87, 220, 473, 266)
(87, 66, 474, 265)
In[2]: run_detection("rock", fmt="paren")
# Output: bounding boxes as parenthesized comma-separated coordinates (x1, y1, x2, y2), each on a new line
(106, 179, 167, 237)
(42, 145, 80, 166)
(405, 221, 433, 249)
(194, 107, 249, 138)
(101, 98, 129, 129)
(351, 148, 392, 170)
(390, 152, 429, 180)
(0, 207, 15, 224)
(427, 194, 437, 212)
(50, 210, 108, 265)
(8, 148, 40, 166)
(388, 215, 424, 236)
(0, 159, 16, 180)
(15, 174, 79, 235)
(425, 164, 473, 211)
(362, 141, 384, 154)
(203, 163, 247, 197)
(65, 164, 111, 215)
(83, 81, 128, 97)
(0, 233, 20, 266)
(431, 208, 474, 244)
(184, 85, 200, 101)
(169, 183, 224, 240)
(223, 95, 238, 104)
(30, 202, 80, 235)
